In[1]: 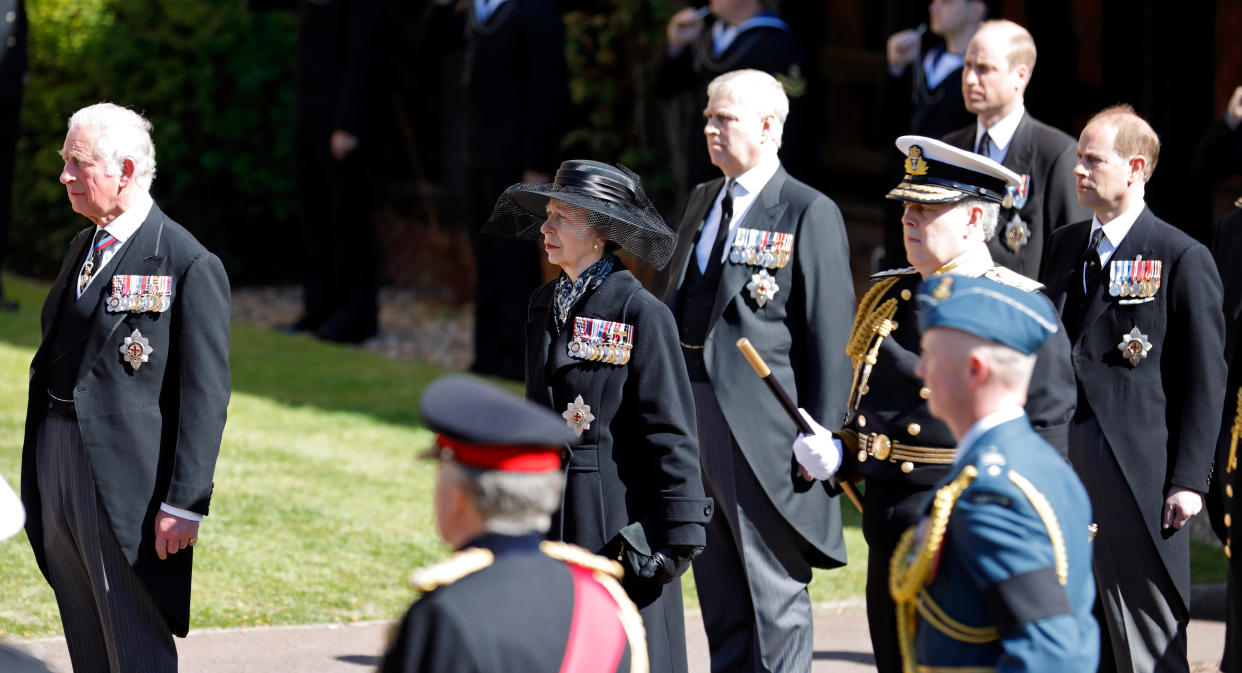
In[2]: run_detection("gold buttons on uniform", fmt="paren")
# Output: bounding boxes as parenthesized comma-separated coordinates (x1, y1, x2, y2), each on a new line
(857, 450, 868, 463)
(857, 414, 866, 428)
(907, 423, 921, 437)
(919, 387, 930, 399)
(1228, 484, 1234, 498)
(900, 461, 914, 473)
(1227, 514, 1233, 528)
(901, 289, 912, 300)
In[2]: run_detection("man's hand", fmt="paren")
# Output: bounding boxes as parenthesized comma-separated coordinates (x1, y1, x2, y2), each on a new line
(886, 29, 921, 69)
(666, 7, 705, 54)
(154, 511, 200, 560)
(637, 545, 700, 584)
(1162, 486, 1203, 530)
(792, 408, 843, 482)
(330, 130, 359, 160)
(1225, 86, 1242, 131)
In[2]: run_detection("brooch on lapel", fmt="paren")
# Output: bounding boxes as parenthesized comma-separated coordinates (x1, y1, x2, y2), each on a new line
(728, 228, 794, 269)
(106, 275, 173, 313)
(1109, 258, 1162, 300)
(562, 395, 595, 437)
(568, 317, 633, 365)
(746, 269, 780, 307)
(120, 329, 154, 371)
(1117, 326, 1152, 366)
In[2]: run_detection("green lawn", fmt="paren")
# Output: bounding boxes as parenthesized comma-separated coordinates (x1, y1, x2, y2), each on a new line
(0, 272, 1226, 639)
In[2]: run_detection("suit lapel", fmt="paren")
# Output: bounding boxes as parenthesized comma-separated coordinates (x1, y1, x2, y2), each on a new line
(708, 167, 789, 334)
(40, 228, 93, 339)
(1001, 113, 1035, 174)
(1077, 209, 1156, 338)
(662, 180, 722, 306)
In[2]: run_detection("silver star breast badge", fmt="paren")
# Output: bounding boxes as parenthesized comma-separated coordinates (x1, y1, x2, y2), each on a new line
(562, 395, 595, 437)
(746, 269, 780, 307)
(120, 328, 154, 371)
(1117, 326, 1152, 366)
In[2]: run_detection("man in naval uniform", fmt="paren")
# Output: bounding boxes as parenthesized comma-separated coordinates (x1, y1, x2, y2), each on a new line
(792, 135, 1075, 673)
(21, 103, 231, 672)
(889, 273, 1097, 670)
(380, 375, 646, 673)
(651, 68, 855, 673)
(1040, 105, 1226, 673)
(941, 19, 1088, 278)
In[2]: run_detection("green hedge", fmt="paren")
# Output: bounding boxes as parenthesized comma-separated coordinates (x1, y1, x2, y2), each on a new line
(10, 0, 296, 282)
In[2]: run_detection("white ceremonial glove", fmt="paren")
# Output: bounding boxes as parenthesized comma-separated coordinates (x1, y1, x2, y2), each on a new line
(792, 408, 843, 481)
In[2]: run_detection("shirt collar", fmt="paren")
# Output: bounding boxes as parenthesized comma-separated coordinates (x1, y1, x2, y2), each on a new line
(1090, 199, 1146, 255)
(956, 406, 1025, 457)
(977, 105, 1025, 152)
(98, 191, 153, 244)
(731, 153, 780, 198)
(932, 243, 994, 278)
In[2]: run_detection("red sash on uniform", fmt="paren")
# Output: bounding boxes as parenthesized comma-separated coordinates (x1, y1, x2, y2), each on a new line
(559, 564, 627, 673)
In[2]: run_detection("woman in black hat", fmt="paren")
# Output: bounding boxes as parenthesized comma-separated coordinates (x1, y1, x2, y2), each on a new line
(487, 160, 713, 673)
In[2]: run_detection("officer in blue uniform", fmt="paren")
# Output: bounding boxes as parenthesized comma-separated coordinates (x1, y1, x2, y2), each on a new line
(379, 376, 647, 673)
(892, 274, 1098, 671)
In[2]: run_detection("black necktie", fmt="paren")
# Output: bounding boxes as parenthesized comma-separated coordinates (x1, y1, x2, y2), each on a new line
(976, 132, 993, 158)
(704, 180, 735, 276)
(78, 228, 116, 295)
(1064, 227, 1105, 340)
(1082, 227, 1105, 288)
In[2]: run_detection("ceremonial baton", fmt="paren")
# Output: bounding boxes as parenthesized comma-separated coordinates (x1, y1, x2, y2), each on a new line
(736, 338, 864, 514)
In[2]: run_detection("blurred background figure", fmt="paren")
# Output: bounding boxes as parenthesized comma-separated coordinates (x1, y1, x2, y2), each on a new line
(876, 0, 986, 270)
(655, 0, 811, 199)
(381, 375, 647, 673)
(0, 472, 53, 673)
(0, 0, 23, 311)
(430, 0, 569, 381)
(487, 159, 712, 673)
(287, 0, 384, 343)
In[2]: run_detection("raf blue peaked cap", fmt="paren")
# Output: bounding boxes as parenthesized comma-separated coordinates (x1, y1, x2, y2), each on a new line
(916, 275, 1058, 356)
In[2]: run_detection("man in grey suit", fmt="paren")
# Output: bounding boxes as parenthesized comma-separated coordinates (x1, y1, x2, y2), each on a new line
(21, 103, 231, 672)
(652, 68, 855, 673)
(941, 19, 1088, 278)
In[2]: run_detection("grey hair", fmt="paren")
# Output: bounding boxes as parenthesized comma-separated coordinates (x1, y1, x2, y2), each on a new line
(67, 103, 157, 190)
(954, 197, 1001, 242)
(442, 461, 565, 536)
(976, 341, 1037, 390)
(706, 69, 789, 148)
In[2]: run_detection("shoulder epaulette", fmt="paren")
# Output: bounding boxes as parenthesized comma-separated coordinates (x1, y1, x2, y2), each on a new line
(870, 266, 919, 280)
(983, 265, 1045, 292)
(409, 547, 494, 593)
(540, 540, 624, 580)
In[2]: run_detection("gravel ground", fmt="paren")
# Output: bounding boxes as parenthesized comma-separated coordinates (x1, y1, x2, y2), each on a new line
(230, 286, 473, 371)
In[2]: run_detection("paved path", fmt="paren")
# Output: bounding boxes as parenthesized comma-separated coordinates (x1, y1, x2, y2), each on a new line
(9, 602, 1226, 672)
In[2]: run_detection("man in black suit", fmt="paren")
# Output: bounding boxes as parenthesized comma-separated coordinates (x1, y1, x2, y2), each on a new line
(21, 103, 231, 672)
(656, 0, 810, 191)
(942, 19, 1087, 278)
(651, 68, 854, 673)
(1040, 105, 1226, 673)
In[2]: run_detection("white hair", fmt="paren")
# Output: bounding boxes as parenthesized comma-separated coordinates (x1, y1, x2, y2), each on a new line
(442, 461, 566, 536)
(67, 103, 157, 190)
(953, 197, 1001, 242)
(706, 69, 790, 148)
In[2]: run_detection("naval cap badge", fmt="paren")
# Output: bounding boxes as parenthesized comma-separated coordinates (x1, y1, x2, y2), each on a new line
(120, 329, 154, 371)
(562, 395, 595, 437)
(746, 269, 780, 308)
(1117, 326, 1152, 366)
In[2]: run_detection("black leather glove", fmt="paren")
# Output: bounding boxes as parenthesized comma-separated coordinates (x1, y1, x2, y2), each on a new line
(636, 545, 703, 584)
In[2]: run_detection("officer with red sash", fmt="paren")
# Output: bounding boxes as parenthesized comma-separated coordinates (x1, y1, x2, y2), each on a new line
(380, 375, 648, 673)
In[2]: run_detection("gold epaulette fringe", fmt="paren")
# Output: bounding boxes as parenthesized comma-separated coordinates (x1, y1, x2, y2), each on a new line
(539, 540, 624, 579)
(409, 547, 494, 592)
(847, 276, 902, 409)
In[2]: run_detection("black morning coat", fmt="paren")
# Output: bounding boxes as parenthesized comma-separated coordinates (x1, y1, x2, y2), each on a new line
(1217, 206, 1242, 672)
(1040, 207, 1227, 610)
(21, 203, 231, 636)
(652, 165, 856, 570)
(943, 112, 1090, 278)
(525, 262, 712, 673)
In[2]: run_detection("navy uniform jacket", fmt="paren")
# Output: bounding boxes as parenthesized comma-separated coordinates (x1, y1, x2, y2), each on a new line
(892, 414, 1097, 671)
(943, 113, 1089, 278)
(21, 204, 231, 636)
(380, 534, 645, 673)
(653, 12, 811, 187)
(1040, 208, 1227, 609)
(651, 166, 855, 569)
(1224, 386, 1242, 672)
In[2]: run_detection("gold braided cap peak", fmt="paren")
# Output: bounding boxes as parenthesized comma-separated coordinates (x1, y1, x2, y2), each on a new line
(540, 540, 624, 579)
(409, 547, 494, 592)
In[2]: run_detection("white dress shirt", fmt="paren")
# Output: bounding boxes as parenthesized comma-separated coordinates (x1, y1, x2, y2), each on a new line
(695, 154, 781, 273)
(974, 105, 1025, 164)
(75, 192, 153, 298)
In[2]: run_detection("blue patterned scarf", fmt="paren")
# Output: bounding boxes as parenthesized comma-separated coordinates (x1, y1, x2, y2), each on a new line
(553, 255, 615, 332)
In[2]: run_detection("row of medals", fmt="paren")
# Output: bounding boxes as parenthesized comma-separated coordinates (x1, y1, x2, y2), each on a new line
(1108, 260, 1162, 298)
(729, 244, 790, 269)
(568, 339, 632, 365)
(109, 292, 168, 313)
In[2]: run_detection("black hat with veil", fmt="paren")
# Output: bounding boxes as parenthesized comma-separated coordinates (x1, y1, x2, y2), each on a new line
(484, 160, 676, 270)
